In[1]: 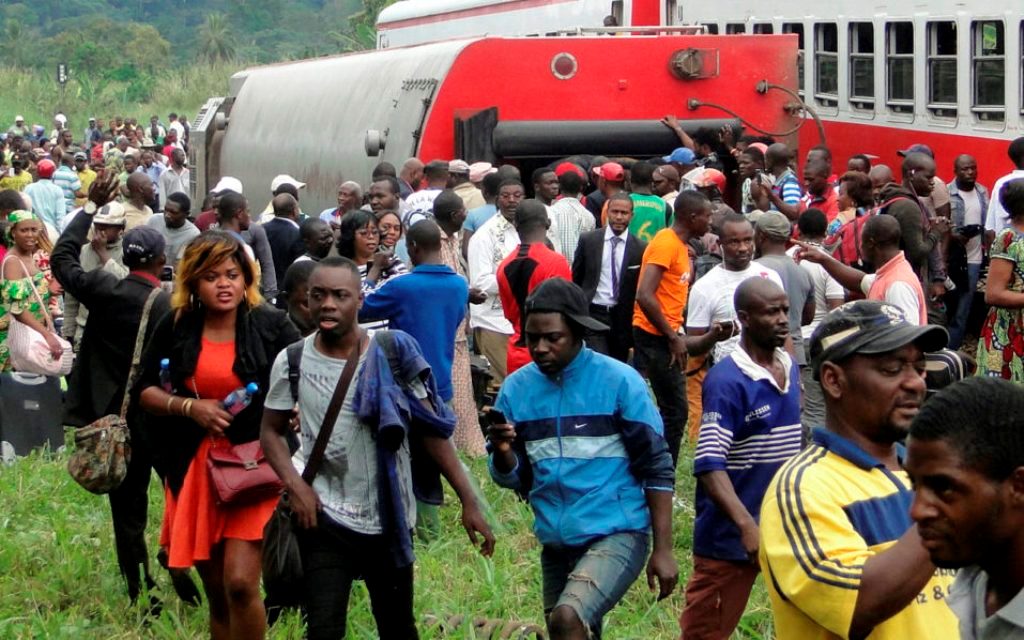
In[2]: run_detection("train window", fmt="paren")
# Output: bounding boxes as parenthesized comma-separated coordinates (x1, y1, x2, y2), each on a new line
(972, 21, 1005, 121)
(849, 22, 875, 107)
(702, 23, 719, 35)
(783, 23, 806, 97)
(927, 21, 958, 117)
(726, 23, 746, 34)
(815, 23, 839, 106)
(753, 24, 774, 35)
(886, 22, 914, 113)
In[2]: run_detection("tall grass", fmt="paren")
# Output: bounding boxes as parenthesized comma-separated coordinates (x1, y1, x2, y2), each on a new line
(0, 62, 247, 132)
(0, 439, 773, 639)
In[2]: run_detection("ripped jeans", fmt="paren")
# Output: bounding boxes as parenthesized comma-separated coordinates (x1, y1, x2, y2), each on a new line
(541, 531, 650, 639)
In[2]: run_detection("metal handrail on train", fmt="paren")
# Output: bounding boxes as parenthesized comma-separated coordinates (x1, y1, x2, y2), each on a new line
(523, 25, 707, 37)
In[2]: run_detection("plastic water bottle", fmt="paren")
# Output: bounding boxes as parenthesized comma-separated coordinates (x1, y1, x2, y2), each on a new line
(159, 359, 172, 392)
(223, 382, 259, 416)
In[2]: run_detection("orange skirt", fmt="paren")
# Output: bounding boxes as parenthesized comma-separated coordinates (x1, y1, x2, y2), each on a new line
(160, 435, 279, 569)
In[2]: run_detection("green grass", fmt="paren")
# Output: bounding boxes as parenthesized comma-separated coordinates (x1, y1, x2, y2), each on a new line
(0, 439, 773, 639)
(0, 63, 246, 134)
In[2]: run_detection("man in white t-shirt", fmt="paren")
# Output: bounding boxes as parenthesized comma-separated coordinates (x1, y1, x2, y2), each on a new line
(687, 214, 783, 365)
(787, 209, 845, 433)
(985, 136, 1024, 237)
(948, 154, 990, 350)
(402, 160, 449, 228)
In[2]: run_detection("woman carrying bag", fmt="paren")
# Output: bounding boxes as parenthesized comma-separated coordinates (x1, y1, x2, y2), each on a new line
(0, 209, 63, 373)
(135, 230, 300, 639)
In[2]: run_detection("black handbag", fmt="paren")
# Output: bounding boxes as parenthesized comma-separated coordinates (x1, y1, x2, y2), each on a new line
(262, 334, 364, 595)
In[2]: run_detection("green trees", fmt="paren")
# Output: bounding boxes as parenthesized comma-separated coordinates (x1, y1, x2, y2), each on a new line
(198, 13, 237, 63)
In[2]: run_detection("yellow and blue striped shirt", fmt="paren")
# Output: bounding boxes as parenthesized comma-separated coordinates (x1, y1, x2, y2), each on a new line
(759, 428, 959, 639)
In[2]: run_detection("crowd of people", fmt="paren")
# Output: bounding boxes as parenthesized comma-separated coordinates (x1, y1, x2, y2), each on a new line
(1, 109, 1023, 640)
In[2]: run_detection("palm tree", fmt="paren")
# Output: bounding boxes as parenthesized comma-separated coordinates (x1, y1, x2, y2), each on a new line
(198, 13, 236, 63)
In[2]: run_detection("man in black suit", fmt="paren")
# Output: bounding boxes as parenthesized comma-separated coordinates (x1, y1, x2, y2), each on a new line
(572, 193, 646, 362)
(262, 193, 305, 304)
(52, 175, 198, 607)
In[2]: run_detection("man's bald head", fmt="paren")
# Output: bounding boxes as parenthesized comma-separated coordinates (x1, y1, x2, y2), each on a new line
(734, 277, 787, 314)
(862, 214, 901, 248)
(901, 152, 936, 179)
(954, 154, 976, 170)
(126, 172, 149, 193)
(654, 164, 679, 182)
(765, 143, 792, 169)
(406, 219, 442, 252)
(272, 193, 298, 219)
(869, 164, 894, 188)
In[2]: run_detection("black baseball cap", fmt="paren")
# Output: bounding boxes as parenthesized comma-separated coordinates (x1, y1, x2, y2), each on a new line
(809, 300, 947, 380)
(524, 279, 608, 332)
(122, 226, 166, 269)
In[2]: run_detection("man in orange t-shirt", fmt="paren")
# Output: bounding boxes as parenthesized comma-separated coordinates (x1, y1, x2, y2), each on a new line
(632, 191, 712, 466)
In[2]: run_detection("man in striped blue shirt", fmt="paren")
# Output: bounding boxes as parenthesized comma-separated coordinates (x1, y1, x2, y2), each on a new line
(680, 277, 803, 639)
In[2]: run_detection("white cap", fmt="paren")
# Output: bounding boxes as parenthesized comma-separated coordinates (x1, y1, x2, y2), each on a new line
(55, 114, 67, 124)
(93, 202, 127, 226)
(271, 174, 305, 192)
(212, 176, 243, 195)
(14, 115, 23, 122)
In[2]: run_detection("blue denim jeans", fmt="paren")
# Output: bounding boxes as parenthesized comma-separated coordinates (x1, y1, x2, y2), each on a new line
(948, 263, 982, 350)
(541, 531, 650, 639)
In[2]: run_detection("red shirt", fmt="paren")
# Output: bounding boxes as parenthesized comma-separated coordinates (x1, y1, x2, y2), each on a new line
(497, 242, 571, 374)
(195, 209, 217, 231)
(800, 187, 840, 223)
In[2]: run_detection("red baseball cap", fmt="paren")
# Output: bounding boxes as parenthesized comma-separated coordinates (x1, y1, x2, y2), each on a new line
(554, 162, 585, 179)
(593, 162, 625, 182)
(36, 159, 56, 179)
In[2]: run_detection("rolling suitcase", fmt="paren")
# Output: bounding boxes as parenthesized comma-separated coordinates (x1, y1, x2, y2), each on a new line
(0, 372, 64, 457)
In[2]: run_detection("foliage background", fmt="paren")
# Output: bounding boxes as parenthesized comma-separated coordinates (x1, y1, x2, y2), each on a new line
(0, 0, 397, 129)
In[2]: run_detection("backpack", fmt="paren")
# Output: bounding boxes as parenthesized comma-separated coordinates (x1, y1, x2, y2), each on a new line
(824, 197, 909, 271)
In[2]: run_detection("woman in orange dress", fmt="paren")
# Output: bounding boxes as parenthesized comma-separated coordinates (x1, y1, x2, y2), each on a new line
(136, 230, 299, 639)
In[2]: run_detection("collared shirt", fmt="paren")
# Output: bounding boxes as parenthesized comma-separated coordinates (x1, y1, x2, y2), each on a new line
(142, 162, 166, 193)
(986, 170, 1024, 232)
(800, 187, 840, 222)
(693, 344, 801, 561)
(467, 212, 518, 334)
(24, 179, 67, 230)
(157, 166, 190, 212)
(75, 168, 97, 207)
(949, 180, 989, 265)
(52, 165, 82, 214)
(948, 565, 1024, 640)
(594, 226, 629, 307)
(548, 195, 595, 260)
(759, 428, 959, 640)
(861, 251, 926, 325)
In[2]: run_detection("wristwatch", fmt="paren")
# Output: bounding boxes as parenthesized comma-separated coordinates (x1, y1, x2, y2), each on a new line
(83, 201, 98, 215)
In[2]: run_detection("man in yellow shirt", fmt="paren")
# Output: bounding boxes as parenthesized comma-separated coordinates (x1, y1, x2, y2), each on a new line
(759, 300, 960, 639)
(74, 151, 97, 208)
(0, 152, 32, 192)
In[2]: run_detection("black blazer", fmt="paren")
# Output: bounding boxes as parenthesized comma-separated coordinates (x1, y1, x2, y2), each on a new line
(572, 228, 646, 310)
(52, 210, 172, 428)
(263, 217, 305, 293)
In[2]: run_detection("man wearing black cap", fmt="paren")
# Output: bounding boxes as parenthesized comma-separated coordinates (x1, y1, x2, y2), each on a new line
(488, 278, 678, 640)
(758, 300, 959, 640)
(52, 174, 196, 607)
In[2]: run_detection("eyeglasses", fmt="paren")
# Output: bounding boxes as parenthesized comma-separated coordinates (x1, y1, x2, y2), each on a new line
(356, 227, 380, 238)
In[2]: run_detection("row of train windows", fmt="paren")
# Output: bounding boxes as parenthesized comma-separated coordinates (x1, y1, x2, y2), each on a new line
(703, 20, 1017, 120)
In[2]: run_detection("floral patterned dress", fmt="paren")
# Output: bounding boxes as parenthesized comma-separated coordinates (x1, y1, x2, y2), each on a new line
(977, 228, 1024, 382)
(0, 261, 52, 372)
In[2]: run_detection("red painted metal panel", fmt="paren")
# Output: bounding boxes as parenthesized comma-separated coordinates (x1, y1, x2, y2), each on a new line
(416, 35, 799, 161)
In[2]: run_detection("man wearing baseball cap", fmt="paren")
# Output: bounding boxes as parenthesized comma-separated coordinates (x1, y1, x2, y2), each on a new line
(758, 300, 959, 640)
(24, 158, 67, 231)
(488, 278, 677, 640)
(51, 176, 180, 607)
(7, 115, 29, 139)
(449, 159, 485, 210)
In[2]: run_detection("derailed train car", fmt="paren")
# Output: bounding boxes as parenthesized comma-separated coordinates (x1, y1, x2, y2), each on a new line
(191, 31, 800, 214)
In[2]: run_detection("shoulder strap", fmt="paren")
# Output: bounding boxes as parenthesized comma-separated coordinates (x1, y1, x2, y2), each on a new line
(286, 340, 304, 404)
(301, 331, 366, 484)
(13, 255, 55, 334)
(119, 287, 162, 419)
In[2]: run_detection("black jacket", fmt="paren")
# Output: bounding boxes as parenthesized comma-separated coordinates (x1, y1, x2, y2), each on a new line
(572, 228, 645, 308)
(263, 217, 304, 297)
(133, 302, 300, 494)
(52, 209, 172, 428)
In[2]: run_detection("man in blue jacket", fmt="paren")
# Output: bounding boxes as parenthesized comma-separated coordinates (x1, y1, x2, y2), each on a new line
(488, 278, 678, 640)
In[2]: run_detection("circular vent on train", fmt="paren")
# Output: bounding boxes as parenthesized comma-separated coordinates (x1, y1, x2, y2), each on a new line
(550, 52, 578, 80)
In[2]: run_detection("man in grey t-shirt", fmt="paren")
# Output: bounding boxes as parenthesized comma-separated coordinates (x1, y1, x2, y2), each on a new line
(753, 211, 814, 366)
(261, 257, 494, 638)
(146, 192, 199, 268)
